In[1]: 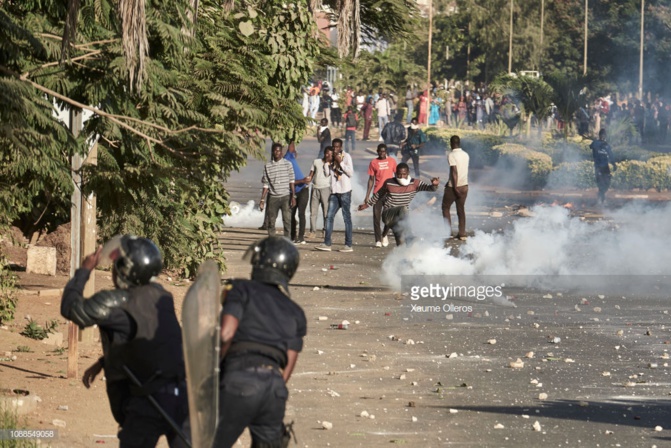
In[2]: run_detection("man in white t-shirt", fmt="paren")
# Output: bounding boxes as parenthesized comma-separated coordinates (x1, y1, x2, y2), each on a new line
(442, 135, 470, 240)
(375, 93, 391, 139)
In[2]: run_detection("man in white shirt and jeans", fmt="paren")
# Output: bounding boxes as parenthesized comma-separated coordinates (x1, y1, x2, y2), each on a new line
(442, 135, 470, 240)
(315, 139, 354, 252)
(376, 93, 391, 140)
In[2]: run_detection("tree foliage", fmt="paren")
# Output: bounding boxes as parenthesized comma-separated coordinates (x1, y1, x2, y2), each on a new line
(0, 0, 321, 276)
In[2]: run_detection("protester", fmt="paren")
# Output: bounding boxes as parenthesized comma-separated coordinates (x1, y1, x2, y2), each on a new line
(442, 135, 470, 240)
(401, 118, 427, 178)
(317, 118, 332, 159)
(365, 144, 397, 247)
(381, 113, 407, 158)
(260, 143, 296, 237)
(307, 147, 333, 239)
(343, 106, 359, 153)
(284, 142, 310, 244)
(590, 129, 617, 204)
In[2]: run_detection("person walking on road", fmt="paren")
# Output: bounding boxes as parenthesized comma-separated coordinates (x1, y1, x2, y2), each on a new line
(365, 144, 397, 247)
(260, 143, 296, 237)
(442, 135, 470, 240)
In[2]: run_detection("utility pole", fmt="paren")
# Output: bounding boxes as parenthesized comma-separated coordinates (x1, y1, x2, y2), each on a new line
(67, 109, 82, 379)
(584, 0, 588, 76)
(639, 0, 645, 100)
(427, 0, 433, 100)
(508, 0, 513, 74)
(540, 0, 545, 70)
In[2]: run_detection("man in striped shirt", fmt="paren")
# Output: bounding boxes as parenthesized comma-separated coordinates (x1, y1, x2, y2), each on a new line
(358, 163, 439, 246)
(260, 143, 296, 237)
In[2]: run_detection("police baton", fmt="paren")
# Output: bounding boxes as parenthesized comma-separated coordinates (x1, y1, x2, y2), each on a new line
(122, 365, 192, 448)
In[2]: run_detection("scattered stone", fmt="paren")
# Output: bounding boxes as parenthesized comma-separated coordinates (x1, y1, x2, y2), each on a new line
(522, 414, 530, 419)
(316, 350, 324, 355)
(593, 307, 602, 313)
(487, 339, 497, 345)
(581, 298, 589, 305)
(411, 381, 418, 386)
(313, 286, 320, 291)
(645, 330, 653, 336)
(654, 426, 663, 432)
(661, 353, 670, 359)
(616, 330, 624, 336)
(408, 401, 416, 407)
(532, 323, 540, 329)
(538, 393, 548, 400)
(494, 423, 505, 429)
(614, 305, 621, 310)
(605, 430, 614, 435)
(602, 371, 611, 377)
(350, 364, 356, 369)
(318, 316, 328, 321)
(406, 368, 415, 372)
(57, 405, 68, 411)
(509, 358, 524, 369)
(360, 410, 370, 418)
(530, 379, 539, 385)
(574, 305, 581, 311)
(598, 295, 605, 299)
(489, 212, 503, 218)
(327, 390, 340, 397)
(321, 421, 333, 430)
(445, 314, 454, 320)
(449, 409, 458, 414)
(411, 416, 418, 423)
(52, 419, 66, 428)
(532, 421, 541, 432)
(525, 351, 535, 359)
(399, 374, 406, 380)
(542, 294, 552, 299)
(369, 415, 375, 419)
(649, 363, 658, 369)
(549, 337, 561, 344)
(447, 352, 458, 359)
(405, 339, 415, 345)
(578, 401, 589, 407)
(527, 310, 535, 315)
(564, 358, 575, 363)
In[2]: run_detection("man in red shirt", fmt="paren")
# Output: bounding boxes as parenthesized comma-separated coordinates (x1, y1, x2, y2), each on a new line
(364, 144, 397, 247)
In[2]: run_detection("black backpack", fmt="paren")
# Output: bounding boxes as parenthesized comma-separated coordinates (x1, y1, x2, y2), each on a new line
(346, 112, 358, 129)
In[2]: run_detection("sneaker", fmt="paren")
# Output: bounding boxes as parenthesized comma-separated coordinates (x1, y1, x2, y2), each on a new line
(382, 236, 389, 247)
(375, 241, 382, 248)
(315, 245, 331, 251)
(339, 246, 354, 252)
(293, 239, 306, 245)
(458, 236, 467, 241)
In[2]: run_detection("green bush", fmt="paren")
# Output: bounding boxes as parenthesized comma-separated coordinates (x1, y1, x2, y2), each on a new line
(548, 161, 596, 189)
(549, 157, 671, 191)
(426, 128, 504, 168)
(0, 255, 17, 324)
(492, 143, 553, 189)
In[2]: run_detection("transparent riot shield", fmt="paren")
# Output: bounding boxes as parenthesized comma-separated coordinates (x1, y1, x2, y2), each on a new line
(181, 260, 221, 448)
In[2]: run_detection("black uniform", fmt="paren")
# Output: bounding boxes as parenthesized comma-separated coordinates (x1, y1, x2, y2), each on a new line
(214, 279, 307, 447)
(61, 268, 188, 448)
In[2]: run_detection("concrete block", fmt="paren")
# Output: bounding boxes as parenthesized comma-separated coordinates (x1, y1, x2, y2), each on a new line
(26, 246, 57, 276)
(0, 394, 41, 416)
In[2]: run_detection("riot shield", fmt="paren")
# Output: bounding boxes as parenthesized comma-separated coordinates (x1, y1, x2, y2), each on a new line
(182, 260, 221, 448)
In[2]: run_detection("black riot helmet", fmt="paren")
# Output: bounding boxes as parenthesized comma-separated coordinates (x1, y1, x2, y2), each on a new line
(243, 236, 299, 287)
(109, 235, 163, 288)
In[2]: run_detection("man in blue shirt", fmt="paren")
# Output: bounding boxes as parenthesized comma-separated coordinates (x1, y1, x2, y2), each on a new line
(590, 129, 617, 204)
(284, 142, 311, 244)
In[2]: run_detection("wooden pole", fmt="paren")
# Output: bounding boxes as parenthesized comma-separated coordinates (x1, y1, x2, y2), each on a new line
(508, 0, 513, 74)
(584, 0, 588, 76)
(540, 0, 545, 70)
(67, 109, 83, 379)
(79, 141, 97, 343)
(638, 0, 644, 100)
(427, 0, 433, 99)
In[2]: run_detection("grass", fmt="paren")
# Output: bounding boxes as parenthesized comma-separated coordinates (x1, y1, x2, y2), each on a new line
(0, 404, 40, 448)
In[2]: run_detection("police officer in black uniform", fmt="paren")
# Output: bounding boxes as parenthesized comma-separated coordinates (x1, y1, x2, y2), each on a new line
(60, 235, 188, 448)
(215, 236, 307, 448)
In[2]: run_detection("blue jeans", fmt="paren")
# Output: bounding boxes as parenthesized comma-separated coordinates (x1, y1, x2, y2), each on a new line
(406, 100, 414, 123)
(345, 130, 356, 152)
(324, 191, 352, 247)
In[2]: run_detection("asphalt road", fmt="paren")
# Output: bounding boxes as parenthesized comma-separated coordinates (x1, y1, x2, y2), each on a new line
(220, 142, 671, 447)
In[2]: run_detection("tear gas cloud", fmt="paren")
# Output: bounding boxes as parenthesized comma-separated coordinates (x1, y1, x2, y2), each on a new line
(384, 201, 671, 296)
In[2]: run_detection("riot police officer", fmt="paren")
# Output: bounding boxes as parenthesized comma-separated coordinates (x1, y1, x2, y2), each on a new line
(215, 236, 307, 447)
(60, 235, 188, 448)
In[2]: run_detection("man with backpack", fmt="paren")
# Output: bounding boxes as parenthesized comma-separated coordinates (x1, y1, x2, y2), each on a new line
(381, 113, 407, 158)
(343, 106, 359, 153)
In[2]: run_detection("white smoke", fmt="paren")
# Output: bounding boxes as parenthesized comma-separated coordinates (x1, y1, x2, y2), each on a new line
(382, 202, 671, 292)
